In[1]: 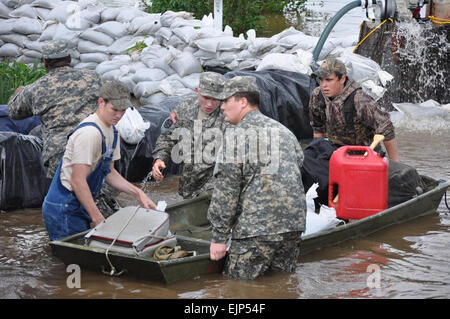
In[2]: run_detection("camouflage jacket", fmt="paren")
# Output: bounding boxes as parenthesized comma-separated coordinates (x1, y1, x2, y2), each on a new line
(8, 66, 101, 178)
(152, 96, 229, 199)
(309, 79, 395, 146)
(207, 110, 306, 243)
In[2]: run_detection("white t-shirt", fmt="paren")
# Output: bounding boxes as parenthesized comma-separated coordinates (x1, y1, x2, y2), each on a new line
(60, 113, 121, 191)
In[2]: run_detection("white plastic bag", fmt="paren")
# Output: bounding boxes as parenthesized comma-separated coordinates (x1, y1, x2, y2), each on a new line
(116, 107, 150, 145)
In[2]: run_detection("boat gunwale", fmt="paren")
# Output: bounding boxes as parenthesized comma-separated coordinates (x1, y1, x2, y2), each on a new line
(301, 179, 450, 242)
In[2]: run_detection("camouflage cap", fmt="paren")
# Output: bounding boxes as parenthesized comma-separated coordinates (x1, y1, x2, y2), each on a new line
(42, 40, 70, 59)
(198, 72, 226, 99)
(99, 80, 133, 111)
(221, 76, 259, 100)
(312, 58, 347, 78)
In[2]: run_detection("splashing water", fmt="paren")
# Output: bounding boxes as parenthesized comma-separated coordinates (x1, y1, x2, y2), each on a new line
(393, 19, 449, 103)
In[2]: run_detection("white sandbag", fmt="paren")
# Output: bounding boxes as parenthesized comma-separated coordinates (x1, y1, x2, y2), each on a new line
(130, 14, 160, 33)
(170, 17, 202, 30)
(257, 50, 312, 74)
(100, 7, 121, 22)
(106, 35, 145, 55)
(0, 39, 3, 46)
(31, 0, 63, 9)
(12, 17, 43, 35)
(140, 92, 167, 105)
(65, 15, 92, 31)
(0, 43, 21, 56)
(46, 1, 78, 23)
(8, 4, 38, 19)
(0, 33, 28, 47)
(52, 23, 81, 49)
(133, 81, 160, 98)
(160, 10, 194, 27)
(238, 59, 259, 70)
(0, 19, 13, 34)
(158, 77, 186, 96)
(167, 34, 184, 48)
(172, 25, 199, 44)
(35, 7, 51, 20)
(181, 73, 200, 90)
(115, 7, 147, 23)
(80, 52, 109, 63)
(248, 37, 277, 56)
(22, 48, 41, 58)
(193, 37, 222, 53)
(142, 56, 175, 76)
(80, 29, 114, 46)
(132, 68, 167, 82)
(74, 61, 98, 70)
(0, 2, 12, 18)
(101, 68, 122, 81)
(80, 6, 103, 24)
(94, 21, 129, 39)
(38, 22, 58, 41)
(2, 0, 18, 8)
(217, 36, 247, 51)
(96, 59, 128, 75)
(269, 26, 301, 43)
(170, 51, 202, 77)
(16, 55, 38, 64)
(116, 107, 150, 144)
(78, 39, 108, 53)
(127, 61, 147, 73)
(154, 27, 172, 41)
(134, 19, 163, 35)
(278, 32, 312, 49)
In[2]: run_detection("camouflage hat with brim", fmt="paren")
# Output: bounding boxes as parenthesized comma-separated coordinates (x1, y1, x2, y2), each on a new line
(312, 58, 347, 78)
(198, 72, 226, 99)
(42, 40, 70, 59)
(221, 76, 259, 100)
(99, 80, 133, 111)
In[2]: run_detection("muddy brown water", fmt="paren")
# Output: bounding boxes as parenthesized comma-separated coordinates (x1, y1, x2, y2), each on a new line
(0, 128, 449, 299)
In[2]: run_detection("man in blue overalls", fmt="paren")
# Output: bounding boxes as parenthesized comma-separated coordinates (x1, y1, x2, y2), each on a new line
(42, 80, 156, 241)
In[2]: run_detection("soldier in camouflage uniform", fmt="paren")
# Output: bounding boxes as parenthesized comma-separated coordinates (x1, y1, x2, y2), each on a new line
(151, 72, 228, 199)
(8, 40, 102, 178)
(309, 58, 398, 160)
(208, 76, 306, 280)
(8, 40, 119, 217)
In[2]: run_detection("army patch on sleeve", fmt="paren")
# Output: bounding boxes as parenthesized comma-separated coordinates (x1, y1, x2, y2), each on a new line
(169, 110, 179, 125)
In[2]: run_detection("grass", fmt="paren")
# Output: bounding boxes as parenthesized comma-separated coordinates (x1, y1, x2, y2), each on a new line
(0, 60, 46, 104)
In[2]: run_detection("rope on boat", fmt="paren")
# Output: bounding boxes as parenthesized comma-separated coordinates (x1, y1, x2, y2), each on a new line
(429, 16, 450, 24)
(103, 205, 141, 276)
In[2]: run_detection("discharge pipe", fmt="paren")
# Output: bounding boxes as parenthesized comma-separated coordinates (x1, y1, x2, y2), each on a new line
(312, 0, 362, 61)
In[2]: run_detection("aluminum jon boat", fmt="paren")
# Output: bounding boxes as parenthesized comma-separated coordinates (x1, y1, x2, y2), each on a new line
(49, 176, 449, 283)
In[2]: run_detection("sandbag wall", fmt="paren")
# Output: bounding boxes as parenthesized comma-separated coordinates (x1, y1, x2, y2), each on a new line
(0, 0, 362, 106)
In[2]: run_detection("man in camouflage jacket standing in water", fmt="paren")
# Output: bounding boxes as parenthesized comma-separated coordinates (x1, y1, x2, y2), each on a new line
(8, 40, 118, 217)
(208, 76, 306, 280)
(151, 72, 228, 199)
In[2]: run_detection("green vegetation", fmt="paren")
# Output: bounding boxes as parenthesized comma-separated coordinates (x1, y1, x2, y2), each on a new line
(124, 40, 148, 53)
(0, 60, 46, 104)
(143, 0, 306, 36)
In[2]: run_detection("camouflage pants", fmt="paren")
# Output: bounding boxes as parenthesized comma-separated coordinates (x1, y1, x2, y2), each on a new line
(224, 232, 302, 280)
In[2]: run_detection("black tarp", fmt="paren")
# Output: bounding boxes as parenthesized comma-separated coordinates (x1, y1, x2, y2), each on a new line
(224, 69, 317, 140)
(0, 132, 51, 211)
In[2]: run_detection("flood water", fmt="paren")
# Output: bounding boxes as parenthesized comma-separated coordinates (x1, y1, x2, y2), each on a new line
(1, 0, 449, 300)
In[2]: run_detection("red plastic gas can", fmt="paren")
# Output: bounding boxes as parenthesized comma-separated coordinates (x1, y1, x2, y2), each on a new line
(329, 145, 388, 220)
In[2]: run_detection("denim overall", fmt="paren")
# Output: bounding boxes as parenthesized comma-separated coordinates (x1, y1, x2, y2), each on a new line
(42, 122, 118, 241)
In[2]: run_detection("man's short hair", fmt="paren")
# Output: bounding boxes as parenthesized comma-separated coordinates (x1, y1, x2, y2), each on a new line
(232, 92, 260, 107)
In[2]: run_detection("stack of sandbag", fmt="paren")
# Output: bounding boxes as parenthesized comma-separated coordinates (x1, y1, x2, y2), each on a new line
(0, 0, 378, 106)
